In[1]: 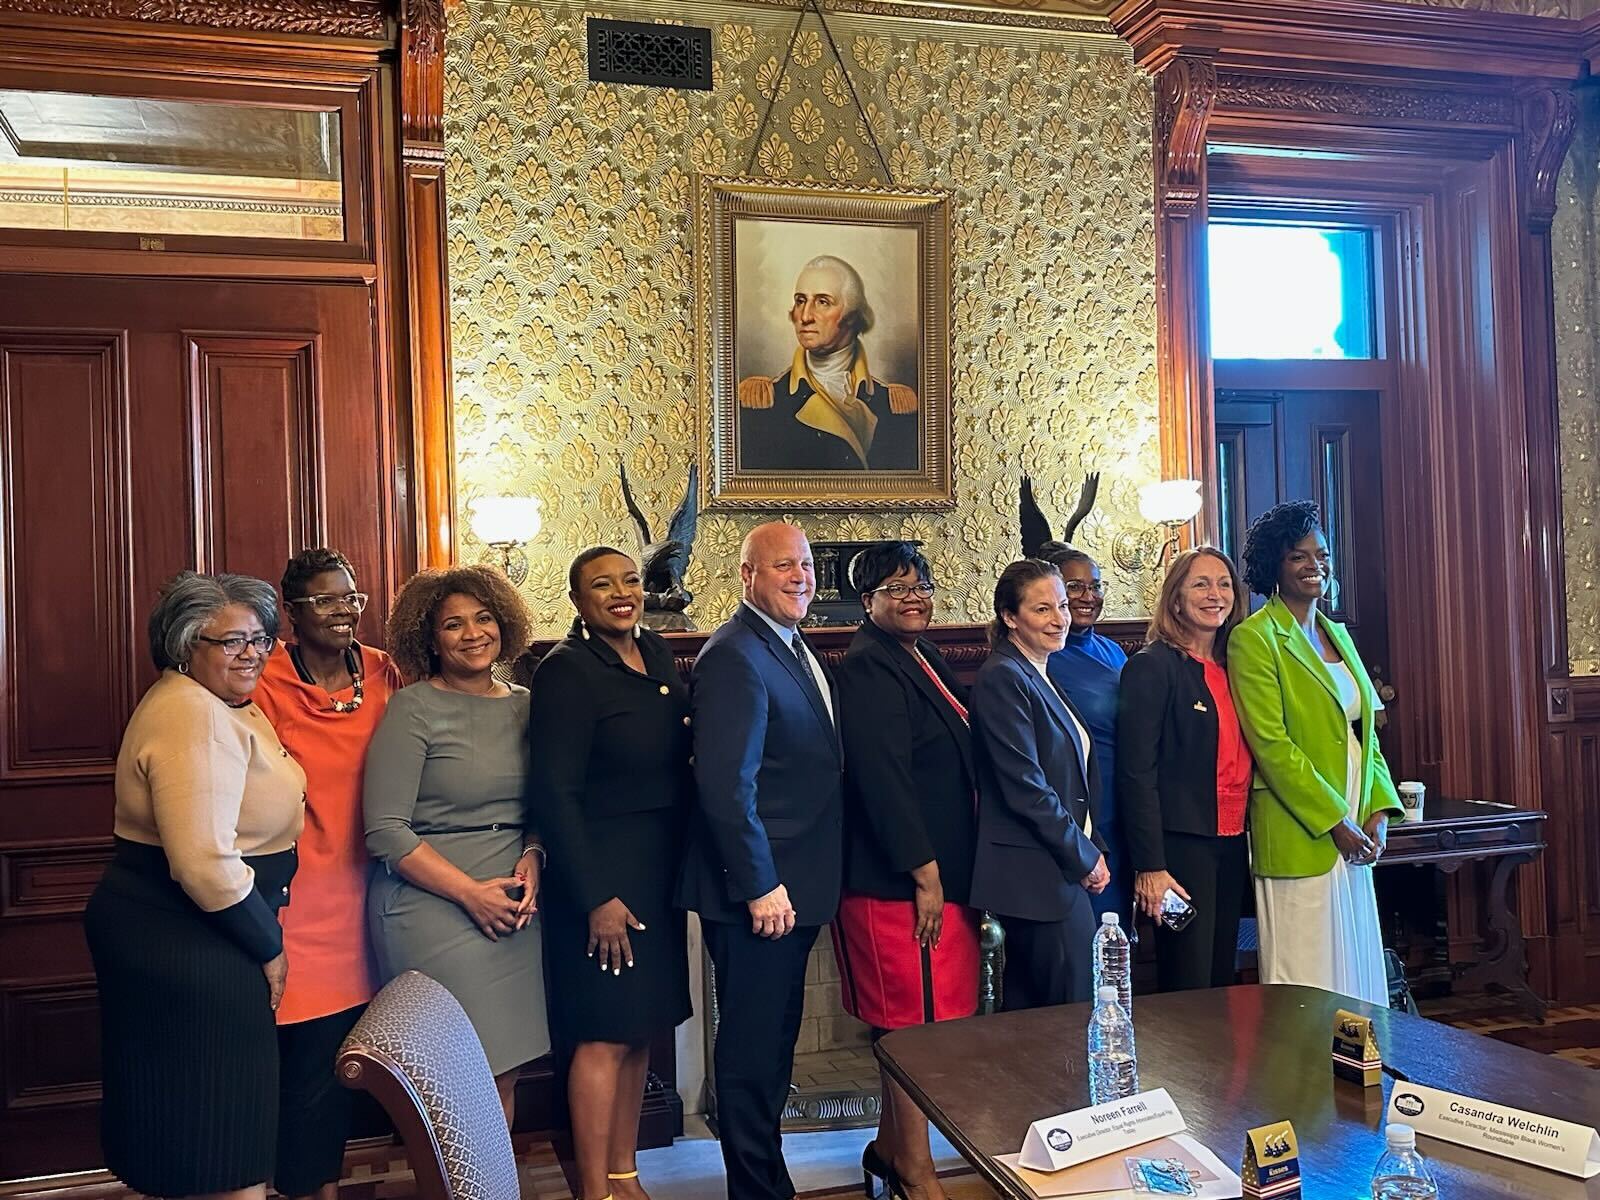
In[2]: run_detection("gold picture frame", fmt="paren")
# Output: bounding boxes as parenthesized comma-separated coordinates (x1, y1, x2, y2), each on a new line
(696, 176, 953, 510)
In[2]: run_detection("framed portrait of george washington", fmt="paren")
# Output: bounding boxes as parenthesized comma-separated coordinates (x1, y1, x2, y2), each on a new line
(695, 176, 953, 510)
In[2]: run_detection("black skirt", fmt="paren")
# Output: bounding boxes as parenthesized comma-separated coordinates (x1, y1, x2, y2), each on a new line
(85, 839, 296, 1198)
(544, 808, 691, 1045)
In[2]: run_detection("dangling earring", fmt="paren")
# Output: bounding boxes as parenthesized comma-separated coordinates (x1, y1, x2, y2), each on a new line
(177, 661, 191, 675)
(579, 619, 590, 641)
(633, 624, 642, 640)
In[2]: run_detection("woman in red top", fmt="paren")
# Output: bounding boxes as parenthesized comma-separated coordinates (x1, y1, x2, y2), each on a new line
(253, 548, 403, 1200)
(1115, 548, 1252, 993)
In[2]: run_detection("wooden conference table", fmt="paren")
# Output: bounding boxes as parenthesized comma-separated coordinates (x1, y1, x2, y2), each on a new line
(877, 985, 1600, 1199)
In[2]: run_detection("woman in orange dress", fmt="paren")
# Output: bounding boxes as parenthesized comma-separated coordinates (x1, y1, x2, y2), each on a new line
(253, 548, 403, 1200)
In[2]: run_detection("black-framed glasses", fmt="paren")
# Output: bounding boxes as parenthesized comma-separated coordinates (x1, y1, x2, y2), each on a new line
(288, 591, 369, 614)
(196, 633, 276, 657)
(1064, 580, 1107, 598)
(865, 581, 936, 601)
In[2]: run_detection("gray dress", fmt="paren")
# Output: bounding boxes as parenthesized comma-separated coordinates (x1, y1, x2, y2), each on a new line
(363, 681, 549, 1074)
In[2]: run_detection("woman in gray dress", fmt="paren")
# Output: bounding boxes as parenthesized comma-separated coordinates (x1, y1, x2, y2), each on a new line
(364, 565, 549, 1124)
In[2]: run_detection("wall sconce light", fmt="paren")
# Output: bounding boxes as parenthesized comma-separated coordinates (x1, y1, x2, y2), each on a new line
(1111, 479, 1203, 574)
(469, 495, 542, 585)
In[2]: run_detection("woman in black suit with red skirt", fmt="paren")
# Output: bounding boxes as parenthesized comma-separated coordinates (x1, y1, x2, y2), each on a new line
(832, 542, 977, 1200)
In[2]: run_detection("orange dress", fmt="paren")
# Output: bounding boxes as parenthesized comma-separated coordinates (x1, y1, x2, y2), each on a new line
(254, 642, 403, 1025)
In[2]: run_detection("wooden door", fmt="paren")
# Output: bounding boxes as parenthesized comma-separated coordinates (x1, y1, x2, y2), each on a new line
(1216, 389, 1396, 741)
(0, 274, 398, 1177)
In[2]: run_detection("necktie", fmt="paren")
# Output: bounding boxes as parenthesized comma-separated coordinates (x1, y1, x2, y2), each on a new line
(789, 633, 829, 721)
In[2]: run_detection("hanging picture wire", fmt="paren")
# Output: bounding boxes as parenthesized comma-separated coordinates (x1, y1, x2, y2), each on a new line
(743, 0, 894, 183)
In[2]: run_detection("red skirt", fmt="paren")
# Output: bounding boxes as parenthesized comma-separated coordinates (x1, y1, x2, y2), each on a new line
(830, 893, 981, 1031)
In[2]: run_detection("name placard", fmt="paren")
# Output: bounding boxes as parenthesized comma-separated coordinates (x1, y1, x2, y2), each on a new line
(1018, 1088, 1186, 1173)
(1387, 1082, 1600, 1179)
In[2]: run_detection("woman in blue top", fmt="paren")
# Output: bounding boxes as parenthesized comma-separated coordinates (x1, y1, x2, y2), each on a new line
(1043, 548, 1131, 926)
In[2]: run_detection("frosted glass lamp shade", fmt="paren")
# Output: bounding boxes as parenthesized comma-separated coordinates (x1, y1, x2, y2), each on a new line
(1138, 479, 1203, 526)
(469, 496, 542, 546)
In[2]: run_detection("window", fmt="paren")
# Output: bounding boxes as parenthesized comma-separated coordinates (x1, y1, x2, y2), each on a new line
(0, 89, 344, 241)
(1208, 223, 1375, 359)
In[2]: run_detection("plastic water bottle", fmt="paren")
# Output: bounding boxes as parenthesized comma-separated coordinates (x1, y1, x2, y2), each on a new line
(1370, 1124, 1438, 1199)
(1087, 985, 1139, 1105)
(1091, 911, 1132, 1016)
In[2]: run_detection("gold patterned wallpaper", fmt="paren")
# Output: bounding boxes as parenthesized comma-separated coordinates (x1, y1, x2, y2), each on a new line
(1556, 94, 1600, 674)
(444, 0, 1158, 635)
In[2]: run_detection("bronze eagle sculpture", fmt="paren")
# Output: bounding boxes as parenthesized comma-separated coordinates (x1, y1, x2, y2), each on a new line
(1020, 472, 1099, 561)
(618, 460, 699, 631)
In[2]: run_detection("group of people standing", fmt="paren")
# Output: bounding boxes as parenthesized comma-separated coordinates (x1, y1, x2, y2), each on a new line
(85, 497, 1402, 1200)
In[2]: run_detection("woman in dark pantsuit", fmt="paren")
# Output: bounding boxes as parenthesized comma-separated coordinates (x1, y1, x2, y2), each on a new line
(528, 547, 692, 1200)
(86, 572, 303, 1200)
(969, 559, 1110, 1012)
(831, 542, 978, 1200)
(1117, 548, 1252, 993)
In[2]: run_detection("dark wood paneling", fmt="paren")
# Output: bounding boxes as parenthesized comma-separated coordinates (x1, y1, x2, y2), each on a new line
(0, 981, 100, 1112)
(0, 842, 111, 920)
(0, 332, 132, 783)
(187, 333, 324, 579)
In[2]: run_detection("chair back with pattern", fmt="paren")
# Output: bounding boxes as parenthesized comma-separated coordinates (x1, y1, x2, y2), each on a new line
(337, 970, 519, 1200)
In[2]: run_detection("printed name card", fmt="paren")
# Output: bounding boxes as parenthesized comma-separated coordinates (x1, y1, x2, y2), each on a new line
(1386, 1082, 1600, 1179)
(1017, 1088, 1186, 1173)
(1330, 1008, 1382, 1087)
(1242, 1121, 1300, 1199)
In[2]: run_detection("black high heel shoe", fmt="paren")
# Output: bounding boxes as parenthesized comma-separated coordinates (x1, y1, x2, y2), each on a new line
(861, 1141, 907, 1199)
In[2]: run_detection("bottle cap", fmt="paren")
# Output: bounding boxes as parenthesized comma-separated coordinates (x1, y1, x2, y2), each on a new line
(1385, 1123, 1416, 1148)
(1097, 986, 1118, 1003)
(1102, 911, 1120, 925)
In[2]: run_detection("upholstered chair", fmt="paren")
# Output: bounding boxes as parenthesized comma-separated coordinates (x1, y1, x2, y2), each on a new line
(337, 970, 520, 1200)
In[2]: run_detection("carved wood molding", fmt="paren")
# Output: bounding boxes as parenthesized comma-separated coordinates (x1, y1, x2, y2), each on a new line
(401, 0, 444, 145)
(1214, 71, 1519, 127)
(1112, 0, 1587, 83)
(1155, 56, 1216, 214)
(1519, 85, 1580, 234)
(0, 0, 389, 39)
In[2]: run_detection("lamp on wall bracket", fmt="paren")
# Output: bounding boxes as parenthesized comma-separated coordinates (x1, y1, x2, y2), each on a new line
(1110, 479, 1203, 575)
(468, 495, 542, 585)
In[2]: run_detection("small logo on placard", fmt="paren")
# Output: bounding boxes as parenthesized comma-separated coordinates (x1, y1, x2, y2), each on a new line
(1047, 1128, 1074, 1152)
(1394, 1093, 1425, 1118)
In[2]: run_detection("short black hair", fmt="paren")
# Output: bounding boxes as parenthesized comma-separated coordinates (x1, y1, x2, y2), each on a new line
(1240, 500, 1322, 596)
(568, 545, 634, 593)
(1038, 544, 1093, 571)
(848, 540, 931, 595)
(281, 547, 356, 601)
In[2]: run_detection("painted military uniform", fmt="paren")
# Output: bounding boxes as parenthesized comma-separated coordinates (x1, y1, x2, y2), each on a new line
(737, 345, 919, 472)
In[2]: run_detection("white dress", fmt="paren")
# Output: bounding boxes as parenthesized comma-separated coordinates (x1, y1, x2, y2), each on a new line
(1253, 652, 1390, 1006)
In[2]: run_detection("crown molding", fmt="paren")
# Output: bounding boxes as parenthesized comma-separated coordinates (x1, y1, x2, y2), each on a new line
(0, 0, 391, 41)
(1111, 0, 1588, 83)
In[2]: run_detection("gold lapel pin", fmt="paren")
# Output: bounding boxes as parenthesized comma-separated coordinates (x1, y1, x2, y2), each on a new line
(1193, 701, 1209, 712)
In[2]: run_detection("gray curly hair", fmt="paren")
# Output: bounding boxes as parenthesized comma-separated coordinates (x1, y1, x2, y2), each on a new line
(147, 571, 279, 670)
(799, 254, 875, 336)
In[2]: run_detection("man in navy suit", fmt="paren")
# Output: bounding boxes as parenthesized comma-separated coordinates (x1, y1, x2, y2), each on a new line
(677, 522, 843, 1200)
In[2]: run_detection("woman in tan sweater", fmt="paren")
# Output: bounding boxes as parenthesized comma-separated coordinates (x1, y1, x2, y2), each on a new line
(85, 571, 305, 1200)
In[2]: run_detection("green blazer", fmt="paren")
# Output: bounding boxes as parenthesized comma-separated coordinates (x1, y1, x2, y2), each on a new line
(1227, 595, 1402, 879)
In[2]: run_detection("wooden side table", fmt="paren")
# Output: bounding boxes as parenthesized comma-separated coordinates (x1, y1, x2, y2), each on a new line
(1380, 797, 1548, 1022)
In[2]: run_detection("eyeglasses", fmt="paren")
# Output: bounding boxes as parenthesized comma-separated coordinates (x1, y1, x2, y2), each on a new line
(196, 633, 276, 657)
(865, 581, 936, 601)
(1064, 580, 1107, 599)
(288, 592, 369, 614)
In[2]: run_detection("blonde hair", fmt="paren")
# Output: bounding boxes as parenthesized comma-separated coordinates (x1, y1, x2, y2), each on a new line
(1144, 547, 1247, 661)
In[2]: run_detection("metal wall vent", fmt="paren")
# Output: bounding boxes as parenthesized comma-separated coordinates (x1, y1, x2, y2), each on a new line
(587, 18, 713, 91)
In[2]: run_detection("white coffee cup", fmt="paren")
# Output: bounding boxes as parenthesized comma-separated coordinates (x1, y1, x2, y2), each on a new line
(1397, 781, 1425, 823)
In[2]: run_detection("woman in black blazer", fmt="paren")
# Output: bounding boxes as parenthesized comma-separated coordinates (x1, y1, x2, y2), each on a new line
(968, 558, 1110, 1012)
(528, 547, 692, 1200)
(833, 541, 977, 1200)
(1116, 547, 1252, 993)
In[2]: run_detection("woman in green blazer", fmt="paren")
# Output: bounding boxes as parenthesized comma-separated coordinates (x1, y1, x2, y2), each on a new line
(1228, 501, 1401, 1006)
